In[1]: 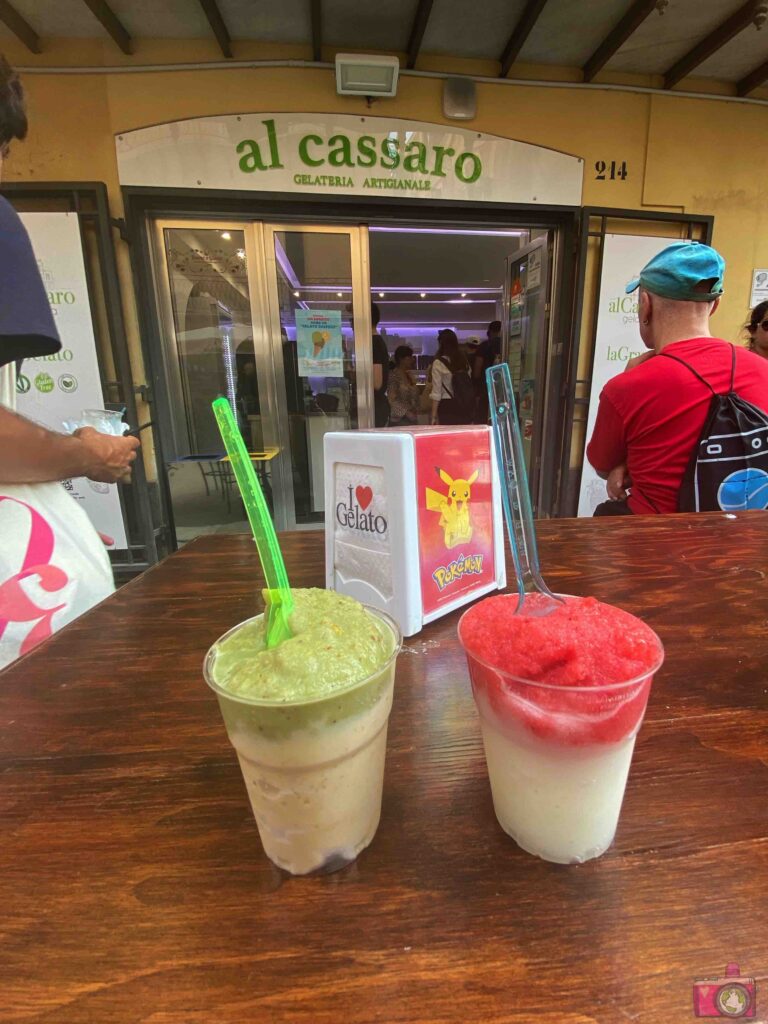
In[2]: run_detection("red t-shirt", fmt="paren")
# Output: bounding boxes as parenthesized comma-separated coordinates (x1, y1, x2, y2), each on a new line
(587, 338, 768, 514)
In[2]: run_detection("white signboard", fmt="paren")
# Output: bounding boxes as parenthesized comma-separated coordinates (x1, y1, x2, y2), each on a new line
(16, 212, 128, 548)
(577, 234, 681, 517)
(116, 113, 583, 207)
(750, 268, 768, 308)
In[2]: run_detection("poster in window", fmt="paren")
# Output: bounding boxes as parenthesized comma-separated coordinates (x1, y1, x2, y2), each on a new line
(296, 309, 343, 377)
(508, 277, 524, 336)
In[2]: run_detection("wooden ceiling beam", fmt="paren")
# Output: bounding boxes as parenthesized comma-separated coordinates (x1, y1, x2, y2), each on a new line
(499, 0, 548, 78)
(582, 0, 659, 83)
(406, 0, 434, 70)
(199, 0, 232, 59)
(310, 0, 321, 62)
(81, 0, 132, 55)
(737, 55, 768, 94)
(0, 0, 40, 54)
(664, 0, 764, 90)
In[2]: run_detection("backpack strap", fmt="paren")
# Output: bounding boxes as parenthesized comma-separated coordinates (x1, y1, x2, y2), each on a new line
(659, 351, 717, 396)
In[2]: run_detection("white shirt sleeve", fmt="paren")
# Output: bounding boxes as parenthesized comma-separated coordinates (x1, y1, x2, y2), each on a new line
(431, 359, 449, 401)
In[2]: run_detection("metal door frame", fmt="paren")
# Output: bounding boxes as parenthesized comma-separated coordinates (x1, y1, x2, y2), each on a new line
(562, 207, 715, 517)
(501, 234, 552, 513)
(259, 222, 372, 531)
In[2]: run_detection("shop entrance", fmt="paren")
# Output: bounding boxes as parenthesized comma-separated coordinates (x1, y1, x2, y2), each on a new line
(148, 214, 558, 544)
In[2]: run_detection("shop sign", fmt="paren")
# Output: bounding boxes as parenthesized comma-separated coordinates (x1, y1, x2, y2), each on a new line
(116, 113, 583, 206)
(16, 212, 128, 548)
(577, 233, 686, 517)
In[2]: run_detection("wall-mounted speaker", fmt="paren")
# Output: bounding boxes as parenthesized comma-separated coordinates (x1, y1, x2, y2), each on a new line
(442, 77, 477, 120)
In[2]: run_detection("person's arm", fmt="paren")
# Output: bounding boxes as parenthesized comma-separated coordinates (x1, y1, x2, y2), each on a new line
(406, 372, 420, 417)
(0, 405, 139, 485)
(586, 390, 626, 479)
(430, 360, 445, 424)
(372, 335, 387, 392)
(606, 463, 630, 500)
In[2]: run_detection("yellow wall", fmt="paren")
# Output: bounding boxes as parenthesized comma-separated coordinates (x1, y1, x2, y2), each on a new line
(4, 38, 767, 389)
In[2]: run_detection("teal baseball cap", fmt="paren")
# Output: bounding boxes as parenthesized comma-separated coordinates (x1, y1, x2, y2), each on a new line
(625, 241, 725, 302)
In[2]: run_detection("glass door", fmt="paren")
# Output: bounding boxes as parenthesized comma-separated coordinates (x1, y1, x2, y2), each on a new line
(152, 219, 280, 542)
(151, 219, 374, 537)
(502, 235, 551, 512)
(260, 224, 372, 529)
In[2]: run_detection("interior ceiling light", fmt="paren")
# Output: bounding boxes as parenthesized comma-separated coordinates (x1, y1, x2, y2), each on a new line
(337, 291, 343, 297)
(461, 292, 467, 297)
(420, 292, 426, 298)
(220, 231, 231, 240)
(293, 290, 300, 297)
(335, 54, 399, 97)
(379, 291, 385, 297)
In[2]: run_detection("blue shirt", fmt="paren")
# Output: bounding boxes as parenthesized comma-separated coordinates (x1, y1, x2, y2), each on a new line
(0, 196, 60, 368)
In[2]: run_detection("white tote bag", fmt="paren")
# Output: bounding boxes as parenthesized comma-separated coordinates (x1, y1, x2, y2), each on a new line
(0, 365, 114, 670)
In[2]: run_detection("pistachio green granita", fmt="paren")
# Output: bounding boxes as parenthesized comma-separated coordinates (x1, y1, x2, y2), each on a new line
(211, 588, 395, 703)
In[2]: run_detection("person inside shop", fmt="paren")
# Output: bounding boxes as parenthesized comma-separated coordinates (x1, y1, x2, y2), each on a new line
(472, 320, 502, 421)
(431, 328, 474, 425)
(371, 302, 390, 427)
(745, 300, 768, 359)
(235, 340, 260, 414)
(387, 345, 419, 426)
(0, 56, 140, 669)
(587, 242, 768, 515)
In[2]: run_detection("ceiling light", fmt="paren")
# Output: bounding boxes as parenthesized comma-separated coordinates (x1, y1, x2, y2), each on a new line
(220, 231, 231, 240)
(293, 290, 300, 297)
(461, 292, 467, 298)
(236, 248, 245, 259)
(379, 291, 385, 297)
(336, 54, 399, 97)
(337, 291, 343, 297)
(420, 292, 426, 298)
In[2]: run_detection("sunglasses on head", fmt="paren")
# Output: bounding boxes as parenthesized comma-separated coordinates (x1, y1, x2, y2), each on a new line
(749, 319, 768, 331)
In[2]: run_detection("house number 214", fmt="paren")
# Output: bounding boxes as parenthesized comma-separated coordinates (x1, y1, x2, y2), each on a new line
(595, 160, 628, 180)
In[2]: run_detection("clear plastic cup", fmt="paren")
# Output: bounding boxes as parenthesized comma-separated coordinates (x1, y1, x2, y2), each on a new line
(62, 409, 127, 436)
(458, 596, 664, 864)
(204, 607, 401, 875)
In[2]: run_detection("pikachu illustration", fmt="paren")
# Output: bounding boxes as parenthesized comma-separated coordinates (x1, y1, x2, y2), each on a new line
(425, 467, 479, 549)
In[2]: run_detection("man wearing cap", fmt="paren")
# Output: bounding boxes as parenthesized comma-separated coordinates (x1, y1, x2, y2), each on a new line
(587, 241, 768, 514)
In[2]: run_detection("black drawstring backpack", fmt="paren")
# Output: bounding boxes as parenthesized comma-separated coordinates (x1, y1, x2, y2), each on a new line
(661, 345, 768, 512)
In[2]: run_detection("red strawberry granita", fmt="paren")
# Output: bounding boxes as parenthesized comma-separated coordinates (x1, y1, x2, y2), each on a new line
(458, 593, 664, 864)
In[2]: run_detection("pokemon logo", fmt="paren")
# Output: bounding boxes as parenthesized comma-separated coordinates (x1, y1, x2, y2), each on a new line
(432, 553, 484, 591)
(425, 467, 478, 549)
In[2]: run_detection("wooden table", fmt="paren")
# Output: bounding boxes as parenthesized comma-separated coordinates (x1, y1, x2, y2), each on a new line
(2, 513, 767, 1023)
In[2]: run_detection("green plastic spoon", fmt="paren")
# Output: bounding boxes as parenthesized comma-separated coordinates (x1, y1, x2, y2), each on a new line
(212, 397, 294, 648)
